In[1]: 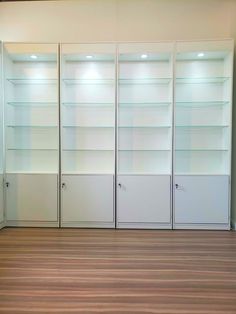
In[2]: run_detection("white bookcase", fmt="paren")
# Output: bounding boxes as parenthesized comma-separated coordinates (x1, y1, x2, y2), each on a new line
(61, 43, 116, 227)
(0, 40, 233, 230)
(4, 43, 59, 226)
(117, 43, 173, 229)
(174, 40, 233, 229)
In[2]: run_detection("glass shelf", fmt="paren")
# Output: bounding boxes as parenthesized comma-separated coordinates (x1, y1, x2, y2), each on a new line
(176, 101, 229, 107)
(119, 102, 171, 107)
(7, 78, 57, 85)
(119, 149, 171, 151)
(63, 125, 114, 128)
(6, 171, 58, 174)
(176, 125, 229, 128)
(176, 77, 230, 84)
(118, 172, 171, 175)
(8, 148, 58, 151)
(119, 78, 172, 85)
(63, 149, 113, 151)
(62, 78, 114, 85)
(175, 149, 228, 152)
(7, 102, 58, 107)
(119, 125, 171, 128)
(7, 125, 58, 128)
(62, 102, 114, 107)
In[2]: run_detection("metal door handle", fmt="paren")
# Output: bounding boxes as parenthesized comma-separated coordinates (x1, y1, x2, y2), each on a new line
(175, 183, 179, 189)
(5, 182, 10, 188)
(62, 183, 66, 188)
(118, 183, 122, 188)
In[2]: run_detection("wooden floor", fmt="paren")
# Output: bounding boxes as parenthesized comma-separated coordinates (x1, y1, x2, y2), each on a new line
(0, 228, 236, 313)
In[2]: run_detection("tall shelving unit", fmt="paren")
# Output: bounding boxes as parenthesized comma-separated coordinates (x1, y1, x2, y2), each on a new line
(116, 43, 173, 229)
(61, 44, 116, 227)
(4, 43, 59, 226)
(0, 40, 233, 230)
(173, 40, 233, 229)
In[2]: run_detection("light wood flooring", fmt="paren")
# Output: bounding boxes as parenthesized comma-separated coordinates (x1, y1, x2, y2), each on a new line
(0, 228, 236, 313)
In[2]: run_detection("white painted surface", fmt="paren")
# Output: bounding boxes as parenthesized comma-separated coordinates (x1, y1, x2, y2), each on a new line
(6, 174, 58, 223)
(61, 175, 114, 226)
(0, 174, 4, 224)
(117, 175, 171, 227)
(174, 175, 229, 225)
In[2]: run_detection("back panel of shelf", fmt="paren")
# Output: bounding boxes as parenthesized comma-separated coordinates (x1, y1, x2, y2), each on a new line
(174, 40, 233, 176)
(118, 43, 174, 175)
(4, 43, 59, 173)
(61, 43, 116, 174)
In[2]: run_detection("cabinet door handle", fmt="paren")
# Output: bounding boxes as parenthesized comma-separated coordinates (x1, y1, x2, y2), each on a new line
(62, 183, 66, 188)
(5, 182, 10, 188)
(175, 183, 179, 189)
(118, 183, 122, 188)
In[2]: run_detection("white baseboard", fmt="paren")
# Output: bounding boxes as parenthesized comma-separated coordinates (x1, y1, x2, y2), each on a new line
(6, 221, 59, 227)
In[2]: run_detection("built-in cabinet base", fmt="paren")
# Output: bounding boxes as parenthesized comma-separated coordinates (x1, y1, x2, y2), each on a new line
(61, 175, 115, 228)
(174, 175, 230, 230)
(6, 174, 59, 227)
(117, 175, 171, 229)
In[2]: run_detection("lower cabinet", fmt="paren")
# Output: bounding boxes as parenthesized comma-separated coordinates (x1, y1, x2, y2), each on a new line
(117, 175, 172, 229)
(6, 174, 58, 227)
(174, 175, 230, 230)
(61, 175, 115, 228)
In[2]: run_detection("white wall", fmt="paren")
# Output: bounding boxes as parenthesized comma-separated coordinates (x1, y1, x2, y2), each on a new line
(0, 0, 233, 42)
(0, 0, 236, 226)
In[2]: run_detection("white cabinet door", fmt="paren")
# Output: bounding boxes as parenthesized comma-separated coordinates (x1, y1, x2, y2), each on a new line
(61, 175, 114, 228)
(174, 175, 229, 228)
(6, 174, 58, 226)
(0, 174, 4, 226)
(117, 175, 171, 229)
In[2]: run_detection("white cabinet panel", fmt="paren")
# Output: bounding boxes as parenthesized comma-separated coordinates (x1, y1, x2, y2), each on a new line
(6, 174, 58, 224)
(117, 175, 171, 228)
(61, 175, 114, 227)
(0, 174, 4, 225)
(174, 175, 229, 226)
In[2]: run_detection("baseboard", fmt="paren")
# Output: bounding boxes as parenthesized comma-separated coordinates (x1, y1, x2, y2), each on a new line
(61, 222, 115, 228)
(117, 222, 172, 229)
(173, 223, 230, 230)
(6, 221, 59, 227)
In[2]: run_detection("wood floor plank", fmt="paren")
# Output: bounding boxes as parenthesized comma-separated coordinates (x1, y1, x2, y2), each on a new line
(0, 228, 236, 313)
